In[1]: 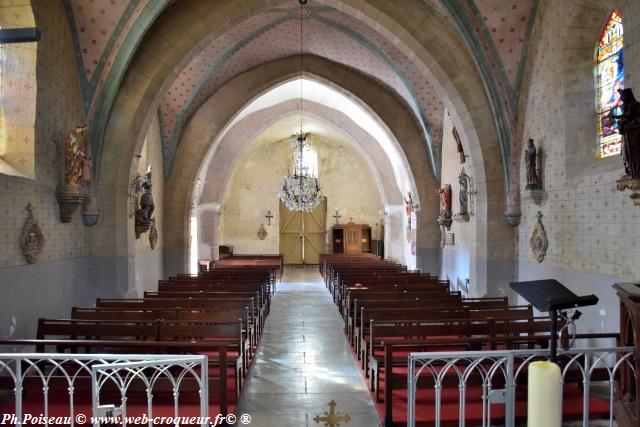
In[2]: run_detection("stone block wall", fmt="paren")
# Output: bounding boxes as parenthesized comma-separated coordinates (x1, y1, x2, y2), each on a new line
(0, 0, 92, 340)
(220, 132, 384, 255)
(514, 0, 640, 334)
(518, 0, 640, 280)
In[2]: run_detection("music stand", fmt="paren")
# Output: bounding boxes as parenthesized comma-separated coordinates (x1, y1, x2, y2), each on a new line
(509, 279, 598, 362)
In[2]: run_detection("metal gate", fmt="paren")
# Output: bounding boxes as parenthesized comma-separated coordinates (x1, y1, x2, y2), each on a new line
(407, 347, 635, 427)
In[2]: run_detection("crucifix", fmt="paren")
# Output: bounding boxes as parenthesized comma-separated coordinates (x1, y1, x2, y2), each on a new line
(332, 210, 341, 225)
(265, 210, 273, 226)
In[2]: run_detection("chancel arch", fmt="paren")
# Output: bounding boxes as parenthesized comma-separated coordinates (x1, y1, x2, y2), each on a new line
(186, 73, 424, 272)
(194, 100, 399, 267)
(217, 116, 385, 259)
(95, 0, 511, 296)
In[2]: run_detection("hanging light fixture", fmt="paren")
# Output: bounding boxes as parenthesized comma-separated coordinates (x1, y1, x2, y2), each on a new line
(278, 0, 322, 212)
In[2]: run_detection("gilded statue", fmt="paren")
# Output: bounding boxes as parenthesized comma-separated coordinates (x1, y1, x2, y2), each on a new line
(613, 88, 640, 179)
(64, 122, 92, 187)
(524, 139, 541, 190)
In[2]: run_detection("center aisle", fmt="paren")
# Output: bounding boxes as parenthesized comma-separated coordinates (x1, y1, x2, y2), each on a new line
(236, 266, 382, 426)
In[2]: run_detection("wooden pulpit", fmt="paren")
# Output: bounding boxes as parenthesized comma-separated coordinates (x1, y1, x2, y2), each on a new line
(613, 282, 640, 427)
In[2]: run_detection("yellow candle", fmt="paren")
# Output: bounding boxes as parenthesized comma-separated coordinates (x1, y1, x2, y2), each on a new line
(527, 360, 561, 427)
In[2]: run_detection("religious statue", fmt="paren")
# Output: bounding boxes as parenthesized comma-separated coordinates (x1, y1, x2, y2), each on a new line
(404, 191, 415, 217)
(56, 122, 92, 223)
(612, 88, 640, 179)
(458, 170, 469, 216)
(438, 184, 452, 218)
(64, 122, 92, 187)
(134, 166, 155, 238)
(524, 139, 541, 190)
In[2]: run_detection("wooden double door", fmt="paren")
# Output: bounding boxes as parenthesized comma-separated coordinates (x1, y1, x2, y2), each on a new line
(279, 198, 327, 265)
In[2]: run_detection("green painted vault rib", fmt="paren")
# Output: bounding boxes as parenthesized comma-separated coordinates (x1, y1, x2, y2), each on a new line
(440, 0, 514, 194)
(63, 0, 143, 114)
(90, 0, 169, 181)
(162, 7, 441, 182)
(513, 0, 540, 122)
(160, 15, 291, 179)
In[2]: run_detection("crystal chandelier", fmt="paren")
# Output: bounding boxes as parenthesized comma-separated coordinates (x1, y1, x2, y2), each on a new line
(279, 132, 322, 212)
(278, 0, 322, 212)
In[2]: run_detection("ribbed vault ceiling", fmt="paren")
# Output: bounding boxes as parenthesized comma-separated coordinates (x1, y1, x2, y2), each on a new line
(66, 0, 538, 177)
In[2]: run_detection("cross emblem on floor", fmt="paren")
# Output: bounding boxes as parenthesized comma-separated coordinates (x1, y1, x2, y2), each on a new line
(313, 400, 351, 426)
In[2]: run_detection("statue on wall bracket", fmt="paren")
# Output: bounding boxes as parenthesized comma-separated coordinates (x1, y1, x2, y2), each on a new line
(134, 166, 155, 239)
(613, 88, 640, 207)
(523, 138, 545, 205)
(20, 204, 44, 264)
(530, 211, 549, 263)
(55, 122, 98, 224)
(453, 169, 472, 222)
(437, 184, 452, 229)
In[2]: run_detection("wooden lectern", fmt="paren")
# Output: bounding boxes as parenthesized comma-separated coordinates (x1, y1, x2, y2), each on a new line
(613, 282, 640, 427)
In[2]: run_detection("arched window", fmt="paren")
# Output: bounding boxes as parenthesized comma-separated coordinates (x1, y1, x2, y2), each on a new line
(0, 3, 38, 179)
(302, 144, 318, 178)
(595, 10, 624, 158)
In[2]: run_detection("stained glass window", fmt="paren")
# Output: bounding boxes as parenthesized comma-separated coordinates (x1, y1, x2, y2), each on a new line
(596, 10, 624, 158)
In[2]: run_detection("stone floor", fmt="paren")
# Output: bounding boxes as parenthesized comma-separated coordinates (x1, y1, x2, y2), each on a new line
(236, 266, 382, 427)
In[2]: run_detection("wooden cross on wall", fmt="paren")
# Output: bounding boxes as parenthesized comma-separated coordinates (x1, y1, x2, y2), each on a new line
(333, 210, 341, 225)
(265, 210, 273, 226)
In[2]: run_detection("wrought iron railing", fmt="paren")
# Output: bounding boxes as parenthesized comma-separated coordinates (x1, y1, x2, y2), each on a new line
(0, 353, 208, 427)
(407, 347, 635, 427)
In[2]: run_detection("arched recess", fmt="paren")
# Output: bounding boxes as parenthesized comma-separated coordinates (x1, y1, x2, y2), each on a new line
(194, 96, 406, 266)
(97, 0, 510, 296)
(166, 58, 435, 274)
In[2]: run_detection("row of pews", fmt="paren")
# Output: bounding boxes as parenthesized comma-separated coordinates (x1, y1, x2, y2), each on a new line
(204, 254, 283, 280)
(0, 257, 282, 417)
(320, 253, 620, 426)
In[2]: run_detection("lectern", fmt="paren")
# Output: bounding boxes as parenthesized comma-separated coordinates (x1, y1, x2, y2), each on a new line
(509, 279, 598, 362)
(612, 282, 640, 427)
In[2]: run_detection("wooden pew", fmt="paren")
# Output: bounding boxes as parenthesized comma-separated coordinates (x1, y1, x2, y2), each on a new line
(356, 305, 534, 361)
(349, 296, 509, 345)
(212, 254, 283, 279)
(157, 283, 270, 324)
(36, 318, 246, 398)
(36, 318, 159, 352)
(158, 319, 246, 395)
(71, 308, 252, 344)
(367, 317, 555, 395)
(95, 298, 261, 336)
(379, 331, 622, 426)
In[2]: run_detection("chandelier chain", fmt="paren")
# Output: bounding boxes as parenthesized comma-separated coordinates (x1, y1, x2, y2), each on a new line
(279, 2, 322, 213)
